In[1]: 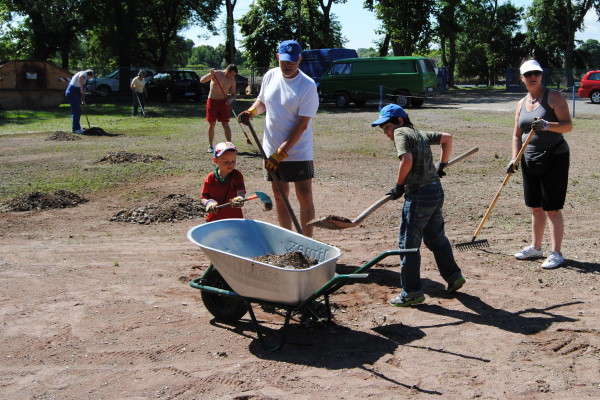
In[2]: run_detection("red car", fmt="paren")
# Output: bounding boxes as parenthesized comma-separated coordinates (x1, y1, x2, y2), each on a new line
(577, 70, 600, 104)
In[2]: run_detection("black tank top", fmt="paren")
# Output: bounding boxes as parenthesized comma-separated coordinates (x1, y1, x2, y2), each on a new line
(518, 89, 569, 154)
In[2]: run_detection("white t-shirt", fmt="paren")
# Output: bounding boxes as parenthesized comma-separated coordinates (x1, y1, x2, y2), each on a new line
(69, 71, 88, 88)
(257, 68, 319, 161)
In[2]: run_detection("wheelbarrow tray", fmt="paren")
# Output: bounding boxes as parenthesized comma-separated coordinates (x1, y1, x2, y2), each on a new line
(187, 219, 342, 306)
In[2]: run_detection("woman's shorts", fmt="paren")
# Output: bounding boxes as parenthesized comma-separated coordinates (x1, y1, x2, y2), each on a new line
(522, 151, 569, 211)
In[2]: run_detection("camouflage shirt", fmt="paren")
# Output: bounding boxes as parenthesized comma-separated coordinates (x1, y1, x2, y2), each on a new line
(393, 127, 442, 193)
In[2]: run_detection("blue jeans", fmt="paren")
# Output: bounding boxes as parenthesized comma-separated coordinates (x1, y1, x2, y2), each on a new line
(398, 181, 462, 298)
(65, 85, 82, 131)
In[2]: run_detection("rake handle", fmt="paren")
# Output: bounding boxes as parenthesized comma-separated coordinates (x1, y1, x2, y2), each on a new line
(470, 129, 535, 241)
(214, 193, 258, 210)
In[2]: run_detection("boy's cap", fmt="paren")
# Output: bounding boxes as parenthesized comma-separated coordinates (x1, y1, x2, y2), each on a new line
(520, 60, 543, 75)
(278, 40, 301, 62)
(371, 104, 408, 127)
(214, 141, 237, 157)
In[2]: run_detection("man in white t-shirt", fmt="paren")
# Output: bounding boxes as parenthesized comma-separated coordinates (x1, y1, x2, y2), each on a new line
(238, 40, 319, 236)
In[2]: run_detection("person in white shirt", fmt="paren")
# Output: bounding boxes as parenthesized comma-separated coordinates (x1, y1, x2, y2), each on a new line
(65, 69, 93, 133)
(238, 40, 319, 236)
(130, 70, 147, 116)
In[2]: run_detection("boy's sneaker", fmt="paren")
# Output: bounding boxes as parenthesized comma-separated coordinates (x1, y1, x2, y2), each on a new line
(389, 294, 425, 307)
(447, 276, 466, 293)
(207, 145, 214, 154)
(514, 245, 543, 260)
(541, 252, 565, 269)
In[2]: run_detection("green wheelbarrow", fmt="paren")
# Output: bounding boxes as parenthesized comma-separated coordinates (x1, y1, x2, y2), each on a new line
(188, 219, 417, 351)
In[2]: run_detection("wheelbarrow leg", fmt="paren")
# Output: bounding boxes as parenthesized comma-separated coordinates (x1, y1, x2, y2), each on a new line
(245, 300, 294, 352)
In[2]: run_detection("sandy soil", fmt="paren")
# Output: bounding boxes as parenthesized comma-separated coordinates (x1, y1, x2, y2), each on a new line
(1, 92, 599, 399)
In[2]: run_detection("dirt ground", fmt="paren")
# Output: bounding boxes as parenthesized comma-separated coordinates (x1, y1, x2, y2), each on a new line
(1, 91, 599, 399)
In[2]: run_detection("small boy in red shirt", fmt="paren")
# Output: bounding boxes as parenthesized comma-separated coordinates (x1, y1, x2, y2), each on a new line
(201, 142, 246, 222)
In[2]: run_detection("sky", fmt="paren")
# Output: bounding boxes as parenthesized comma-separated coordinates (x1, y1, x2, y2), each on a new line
(182, 0, 599, 50)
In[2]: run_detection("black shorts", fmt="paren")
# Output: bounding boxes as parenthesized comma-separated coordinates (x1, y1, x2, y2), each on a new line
(265, 160, 314, 182)
(521, 152, 569, 211)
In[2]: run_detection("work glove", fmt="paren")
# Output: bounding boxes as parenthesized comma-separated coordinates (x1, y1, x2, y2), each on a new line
(506, 158, 518, 174)
(231, 196, 245, 208)
(205, 199, 218, 214)
(434, 162, 448, 178)
(386, 184, 405, 200)
(265, 148, 288, 172)
(532, 118, 549, 132)
(238, 108, 257, 125)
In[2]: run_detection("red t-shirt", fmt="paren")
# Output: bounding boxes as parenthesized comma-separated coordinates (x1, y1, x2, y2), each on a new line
(201, 168, 245, 222)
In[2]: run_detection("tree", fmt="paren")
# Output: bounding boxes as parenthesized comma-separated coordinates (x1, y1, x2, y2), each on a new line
(434, 0, 463, 88)
(575, 38, 600, 68)
(372, 0, 435, 56)
(2, 0, 83, 68)
(455, 0, 524, 85)
(238, 0, 344, 67)
(526, 0, 596, 86)
(224, 0, 236, 65)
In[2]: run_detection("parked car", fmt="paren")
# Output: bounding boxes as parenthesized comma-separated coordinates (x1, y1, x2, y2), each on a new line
(577, 70, 600, 104)
(146, 70, 202, 102)
(319, 56, 438, 108)
(299, 48, 358, 86)
(199, 72, 249, 96)
(87, 68, 155, 96)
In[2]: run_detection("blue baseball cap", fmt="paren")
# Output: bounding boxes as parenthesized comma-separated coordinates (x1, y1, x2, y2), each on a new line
(371, 104, 408, 127)
(278, 40, 302, 62)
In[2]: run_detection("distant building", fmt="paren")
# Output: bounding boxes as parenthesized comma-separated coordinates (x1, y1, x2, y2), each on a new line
(0, 60, 72, 109)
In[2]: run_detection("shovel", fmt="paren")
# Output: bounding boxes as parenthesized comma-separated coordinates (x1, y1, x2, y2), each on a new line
(310, 147, 480, 230)
(455, 128, 537, 251)
(214, 191, 272, 211)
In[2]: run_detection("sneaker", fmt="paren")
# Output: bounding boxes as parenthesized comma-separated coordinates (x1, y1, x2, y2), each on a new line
(541, 252, 565, 269)
(514, 245, 543, 260)
(447, 276, 466, 293)
(389, 294, 425, 307)
(207, 145, 214, 154)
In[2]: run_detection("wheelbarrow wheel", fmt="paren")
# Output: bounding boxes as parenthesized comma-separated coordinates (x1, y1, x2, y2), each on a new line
(200, 268, 247, 322)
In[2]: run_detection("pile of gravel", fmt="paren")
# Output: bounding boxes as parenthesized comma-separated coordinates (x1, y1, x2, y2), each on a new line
(96, 151, 166, 164)
(47, 131, 81, 141)
(110, 194, 205, 224)
(3, 190, 88, 211)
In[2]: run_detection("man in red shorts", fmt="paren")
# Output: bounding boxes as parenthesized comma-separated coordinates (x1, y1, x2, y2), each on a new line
(200, 64, 238, 154)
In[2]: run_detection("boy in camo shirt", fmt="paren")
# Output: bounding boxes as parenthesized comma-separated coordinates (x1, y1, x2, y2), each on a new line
(371, 104, 466, 307)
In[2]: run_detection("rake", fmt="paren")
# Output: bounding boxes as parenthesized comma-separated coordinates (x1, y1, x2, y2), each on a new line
(455, 127, 536, 251)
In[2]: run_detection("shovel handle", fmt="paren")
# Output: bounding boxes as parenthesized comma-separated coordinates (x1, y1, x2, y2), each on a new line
(245, 120, 303, 234)
(214, 193, 257, 210)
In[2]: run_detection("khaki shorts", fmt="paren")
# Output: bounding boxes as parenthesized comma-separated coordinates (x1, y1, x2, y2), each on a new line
(265, 161, 314, 182)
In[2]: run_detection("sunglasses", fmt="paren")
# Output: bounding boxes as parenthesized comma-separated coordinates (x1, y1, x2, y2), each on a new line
(523, 71, 542, 78)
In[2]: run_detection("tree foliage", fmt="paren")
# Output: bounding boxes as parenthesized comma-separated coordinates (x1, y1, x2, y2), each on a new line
(238, 0, 345, 67)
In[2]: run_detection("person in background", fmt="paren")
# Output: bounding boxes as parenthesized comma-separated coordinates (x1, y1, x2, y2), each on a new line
(130, 70, 147, 116)
(237, 40, 319, 237)
(65, 69, 93, 133)
(506, 60, 572, 269)
(371, 104, 465, 307)
(200, 64, 238, 154)
(201, 141, 246, 222)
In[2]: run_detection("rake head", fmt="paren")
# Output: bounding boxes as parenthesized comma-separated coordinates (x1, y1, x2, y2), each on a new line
(455, 238, 489, 251)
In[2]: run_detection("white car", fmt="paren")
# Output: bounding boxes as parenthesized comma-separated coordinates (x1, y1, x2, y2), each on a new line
(87, 68, 155, 96)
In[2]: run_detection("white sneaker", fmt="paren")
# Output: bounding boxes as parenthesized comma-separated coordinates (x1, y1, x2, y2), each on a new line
(542, 252, 565, 269)
(207, 145, 214, 154)
(514, 245, 543, 260)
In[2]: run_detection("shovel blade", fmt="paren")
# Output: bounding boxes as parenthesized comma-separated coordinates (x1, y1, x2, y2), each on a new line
(455, 239, 489, 251)
(309, 216, 358, 230)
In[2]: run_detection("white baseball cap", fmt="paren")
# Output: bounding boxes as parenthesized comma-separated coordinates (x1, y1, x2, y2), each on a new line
(520, 60, 543, 75)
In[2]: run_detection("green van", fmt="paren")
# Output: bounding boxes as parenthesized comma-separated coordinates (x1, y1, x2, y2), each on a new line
(318, 56, 438, 107)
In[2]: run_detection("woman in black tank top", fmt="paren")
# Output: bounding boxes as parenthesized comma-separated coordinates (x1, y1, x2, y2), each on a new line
(506, 60, 572, 270)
